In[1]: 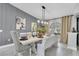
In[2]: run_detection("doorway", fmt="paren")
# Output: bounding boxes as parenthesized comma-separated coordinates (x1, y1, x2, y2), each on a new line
(77, 17, 79, 49)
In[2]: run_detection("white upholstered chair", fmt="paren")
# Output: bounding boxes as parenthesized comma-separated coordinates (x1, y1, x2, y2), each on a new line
(10, 31, 34, 56)
(37, 34, 58, 56)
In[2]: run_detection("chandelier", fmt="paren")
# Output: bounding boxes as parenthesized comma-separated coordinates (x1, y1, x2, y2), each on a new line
(37, 6, 48, 25)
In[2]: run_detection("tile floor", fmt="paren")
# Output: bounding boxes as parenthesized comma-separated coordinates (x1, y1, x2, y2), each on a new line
(46, 43, 79, 56)
(0, 42, 79, 56)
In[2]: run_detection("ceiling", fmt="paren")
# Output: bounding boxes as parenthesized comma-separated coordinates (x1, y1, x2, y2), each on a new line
(11, 3, 79, 20)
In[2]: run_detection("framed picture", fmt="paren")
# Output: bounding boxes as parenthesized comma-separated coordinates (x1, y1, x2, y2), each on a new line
(31, 22, 37, 32)
(16, 17, 26, 30)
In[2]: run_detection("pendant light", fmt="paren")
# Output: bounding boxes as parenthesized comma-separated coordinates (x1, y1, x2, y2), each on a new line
(37, 6, 46, 24)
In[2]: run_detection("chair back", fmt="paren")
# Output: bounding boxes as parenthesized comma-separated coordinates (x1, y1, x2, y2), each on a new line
(10, 31, 21, 52)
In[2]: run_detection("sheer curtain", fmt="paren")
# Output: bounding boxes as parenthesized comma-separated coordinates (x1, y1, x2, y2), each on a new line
(60, 15, 72, 44)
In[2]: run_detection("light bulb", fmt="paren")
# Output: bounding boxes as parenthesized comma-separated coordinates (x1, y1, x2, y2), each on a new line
(37, 20, 40, 23)
(46, 22, 48, 24)
(41, 21, 44, 24)
(0, 29, 3, 32)
(44, 21, 47, 24)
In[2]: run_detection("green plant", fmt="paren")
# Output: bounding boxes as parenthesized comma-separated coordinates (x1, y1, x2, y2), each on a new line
(37, 26, 47, 34)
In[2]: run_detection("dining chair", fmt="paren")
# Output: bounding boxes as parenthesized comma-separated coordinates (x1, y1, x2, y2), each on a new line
(20, 32, 37, 55)
(10, 31, 32, 56)
(37, 35, 58, 56)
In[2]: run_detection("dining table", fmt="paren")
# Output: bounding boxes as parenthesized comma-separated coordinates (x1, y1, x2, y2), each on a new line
(19, 34, 58, 56)
(20, 37, 44, 45)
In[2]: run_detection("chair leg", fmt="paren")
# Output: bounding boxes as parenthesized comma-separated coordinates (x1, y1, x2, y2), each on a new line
(15, 52, 18, 56)
(15, 50, 23, 56)
(29, 48, 32, 56)
(31, 43, 37, 56)
(15, 52, 22, 56)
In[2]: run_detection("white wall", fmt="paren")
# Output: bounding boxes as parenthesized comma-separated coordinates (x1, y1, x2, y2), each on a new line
(71, 15, 77, 31)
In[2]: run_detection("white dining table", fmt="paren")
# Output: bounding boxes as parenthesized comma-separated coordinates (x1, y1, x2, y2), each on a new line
(19, 34, 58, 56)
(20, 37, 44, 45)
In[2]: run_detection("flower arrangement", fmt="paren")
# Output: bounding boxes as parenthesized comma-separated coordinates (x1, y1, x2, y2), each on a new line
(37, 26, 47, 38)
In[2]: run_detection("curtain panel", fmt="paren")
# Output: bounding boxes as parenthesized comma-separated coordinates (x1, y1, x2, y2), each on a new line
(60, 15, 72, 44)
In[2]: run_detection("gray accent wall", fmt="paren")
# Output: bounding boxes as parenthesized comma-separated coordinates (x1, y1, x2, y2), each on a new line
(0, 3, 37, 46)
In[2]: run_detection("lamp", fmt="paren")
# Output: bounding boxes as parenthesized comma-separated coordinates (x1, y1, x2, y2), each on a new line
(37, 6, 46, 25)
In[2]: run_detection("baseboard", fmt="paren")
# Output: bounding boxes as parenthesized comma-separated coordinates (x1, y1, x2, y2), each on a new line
(0, 43, 14, 49)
